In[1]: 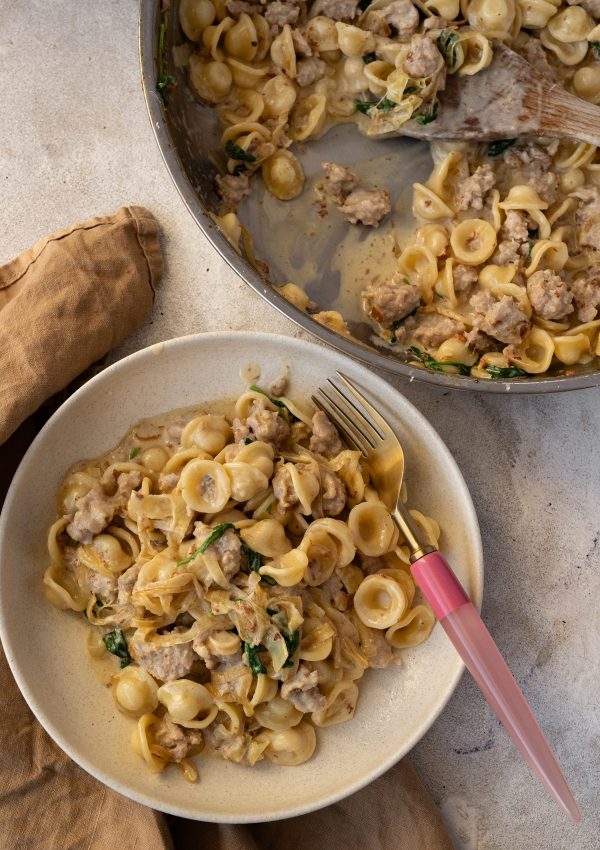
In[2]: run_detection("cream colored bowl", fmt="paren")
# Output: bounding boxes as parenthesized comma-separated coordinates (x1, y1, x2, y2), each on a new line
(0, 332, 483, 822)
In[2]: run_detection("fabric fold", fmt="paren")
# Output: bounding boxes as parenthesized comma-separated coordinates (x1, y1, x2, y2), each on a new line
(0, 206, 163, 445)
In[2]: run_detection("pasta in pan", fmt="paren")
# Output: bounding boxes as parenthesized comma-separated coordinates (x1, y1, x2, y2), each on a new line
(43, 379, 437, 780)
(170, 0, 600, 380)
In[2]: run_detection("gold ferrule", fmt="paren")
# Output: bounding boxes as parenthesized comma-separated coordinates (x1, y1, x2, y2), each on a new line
(409, 545, 437, 564)
(392, 503, 438, 563)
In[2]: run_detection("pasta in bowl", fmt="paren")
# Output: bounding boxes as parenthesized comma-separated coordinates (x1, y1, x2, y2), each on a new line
(141, 0, 600, 390)
(44, 383, 439, 780)
(0, 332, 482, 820)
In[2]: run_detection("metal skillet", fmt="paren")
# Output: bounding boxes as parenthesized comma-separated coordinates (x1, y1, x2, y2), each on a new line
(138, 0, 600, 393)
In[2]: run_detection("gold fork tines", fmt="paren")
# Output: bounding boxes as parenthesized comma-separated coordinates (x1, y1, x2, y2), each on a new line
(312, 383, 377, 454)
(314, 373, 435, 562)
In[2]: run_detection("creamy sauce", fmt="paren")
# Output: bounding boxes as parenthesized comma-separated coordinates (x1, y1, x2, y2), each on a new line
(240, 362, 261, 385)
(329, 222, 401, 324)
(238, 123, 432, 337)
(64, 403, 233, 486)
(91, 649, 120, 687)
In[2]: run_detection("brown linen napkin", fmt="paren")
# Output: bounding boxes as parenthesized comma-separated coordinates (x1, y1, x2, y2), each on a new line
(167, 760, 455, 850)
(0, 646, 172, 850)
(0, 206, 162, 446)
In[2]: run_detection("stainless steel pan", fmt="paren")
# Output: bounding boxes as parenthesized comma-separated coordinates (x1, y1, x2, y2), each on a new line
(138, 0, 599, 393)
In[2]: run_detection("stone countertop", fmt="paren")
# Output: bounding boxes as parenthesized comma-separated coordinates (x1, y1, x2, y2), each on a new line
(1, 2, 598, 848)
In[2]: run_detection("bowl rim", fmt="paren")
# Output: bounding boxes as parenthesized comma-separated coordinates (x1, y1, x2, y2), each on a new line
(137, 0, 600, 396)
(0, 330, 483, 822)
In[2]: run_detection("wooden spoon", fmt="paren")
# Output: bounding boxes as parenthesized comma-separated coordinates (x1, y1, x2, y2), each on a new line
(367, 42, 600, 145)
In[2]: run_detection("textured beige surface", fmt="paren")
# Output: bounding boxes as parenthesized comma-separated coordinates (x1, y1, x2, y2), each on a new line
(0, 1, 598, 847)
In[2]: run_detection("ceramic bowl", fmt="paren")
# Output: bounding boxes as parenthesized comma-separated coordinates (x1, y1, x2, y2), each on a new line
(0, 332, 483, 821)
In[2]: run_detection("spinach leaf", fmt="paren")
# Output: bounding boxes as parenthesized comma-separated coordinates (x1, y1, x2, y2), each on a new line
(362, 52, 376, 64)
(485, 365, 527, 380)
(282, 629, 300, 668)
(414, 103, 438, 124)
(244, 642, 267, 675)
(437, 30, 459, 69)
(103, 630, 131, 668)
(177, 523, 235, 566)
(408, 346, 471, 375)
(156, 11, 175, 100)
(488, 139, 516, 157)
(241, 541, 276, 585)
(129, 446, 140, 459)
(249, 384, 286, 407)
(354, 99, 375, 114)
(590, 41, 600, 58)
(156, 73, 175, 97)
(232, 163, 247, 176)
(224, 140, 256, 163)
(262, 575, 277, 586)
(242, 541, 261, 573)
(249, 384, 298, 422)
(354, 97, 396, 114)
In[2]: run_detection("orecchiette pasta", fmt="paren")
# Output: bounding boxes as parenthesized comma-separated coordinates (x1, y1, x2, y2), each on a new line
(335, 22, 375, 58)
(224, 461, 269, 501)
(182, 414, 231, 454)
(412, 184, 455, 221)
(189, 54, 232, 103)
(261, 150, 305, 200)
(348, 501, 398, 557)
(157, 681, 218, 727)
(178, 0, 216, 43)
(386, 605, 436, 648)
(260, 74, 297, 119)
(240, 518, 292, 558)
(259, 548, 308, 586)
(450, 219, 497, 265)
(466, 0, 516, 33)
(270, 25, 296, 78)
(311, 681, 359, 727)
(289, 94, 328, 142)
(254, 695, 303, 731)
(180, 458, 231, 512)
(354, 574, 410, 629)
(260, 722, 317, 765)
(519, 0, 560, 29)
(112, 667, 159, 717)
(44, 383, 438, 780)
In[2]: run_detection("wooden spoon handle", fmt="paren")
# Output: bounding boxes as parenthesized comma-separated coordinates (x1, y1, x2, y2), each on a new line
(534, 87, 600, 147)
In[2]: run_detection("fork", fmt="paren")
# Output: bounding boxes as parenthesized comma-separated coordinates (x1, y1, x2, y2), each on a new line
(313, 372, 581, 824)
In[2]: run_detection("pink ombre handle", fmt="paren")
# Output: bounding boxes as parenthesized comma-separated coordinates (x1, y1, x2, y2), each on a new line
(411, 552, 581, 824)
(411, 551, 470, 618)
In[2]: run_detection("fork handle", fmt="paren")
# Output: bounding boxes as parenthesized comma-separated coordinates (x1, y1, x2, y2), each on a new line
(410, 552, 580, 824)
